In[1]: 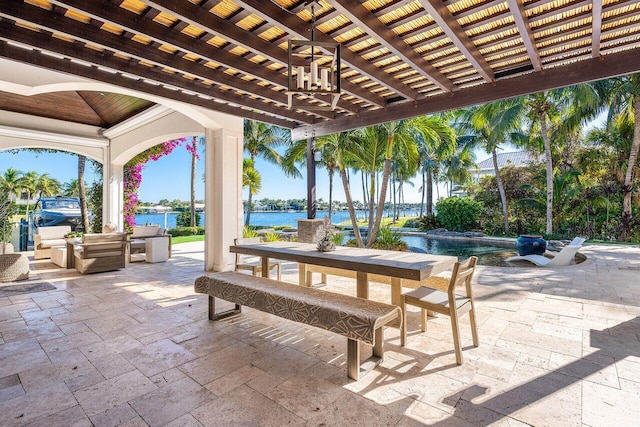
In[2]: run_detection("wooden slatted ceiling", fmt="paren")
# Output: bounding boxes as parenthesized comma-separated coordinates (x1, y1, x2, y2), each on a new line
(0, 0, 639, 137)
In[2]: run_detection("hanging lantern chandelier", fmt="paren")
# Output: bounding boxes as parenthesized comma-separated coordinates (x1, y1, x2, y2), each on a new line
(287, 1, 341, 111)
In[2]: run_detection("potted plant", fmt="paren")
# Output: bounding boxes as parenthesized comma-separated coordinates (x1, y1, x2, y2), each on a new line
(0, 190, 17, 254)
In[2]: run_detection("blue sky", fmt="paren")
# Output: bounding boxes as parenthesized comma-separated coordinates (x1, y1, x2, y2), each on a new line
(0, 144, 474, 204)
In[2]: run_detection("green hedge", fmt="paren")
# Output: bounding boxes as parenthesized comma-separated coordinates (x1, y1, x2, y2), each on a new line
(168, 226, 205, 237)
(435, 197, 482, 232)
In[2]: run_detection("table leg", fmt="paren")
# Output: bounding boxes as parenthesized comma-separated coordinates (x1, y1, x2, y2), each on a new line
(390, 278, 402, 307)
(66, 242, 75, 269)
(261, 256, 269, 278)
(357, 271, 368, 299)
(298, 263, 309, 286)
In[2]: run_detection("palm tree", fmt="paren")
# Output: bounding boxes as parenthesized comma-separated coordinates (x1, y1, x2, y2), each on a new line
(77, 155, 91, 231)
(186, 136, 201, 227)
(242, 158, 261, 205)
(442, 141, 476, 197)
(0, 167, 23, 201)
(455, 100, 525, 234)
(243, 120, 296, 225)
(598, 74, 640, 239)
(414, 115, 457, 215)
(62, 179, 79, 197)
(343, 120, 425, 247)
(283, 132, 342, 223)
(17, 171, 37, 220)
(516, 85, 604, 235)
(33, 173, 61, 197)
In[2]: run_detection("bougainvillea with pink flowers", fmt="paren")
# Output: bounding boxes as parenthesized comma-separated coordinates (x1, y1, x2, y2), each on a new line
(123, 137, 187, 229)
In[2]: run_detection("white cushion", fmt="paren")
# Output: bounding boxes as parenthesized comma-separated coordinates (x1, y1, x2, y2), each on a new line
(131, 225, 162, 238)
(40, 238, 67, 248)
(36, 226, 71, 240)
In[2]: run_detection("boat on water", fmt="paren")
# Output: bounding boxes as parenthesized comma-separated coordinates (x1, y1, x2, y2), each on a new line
(30, 196, 83, 231)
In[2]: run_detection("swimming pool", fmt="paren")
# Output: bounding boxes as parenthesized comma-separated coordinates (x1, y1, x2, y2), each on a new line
(402, 235, 518, 267)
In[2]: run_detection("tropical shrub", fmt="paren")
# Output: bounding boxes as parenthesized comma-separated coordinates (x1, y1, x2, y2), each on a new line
(168, 226, 204, 237)
(371, 227, 408, 251)
(87, 182, 103, 233)
(435, 197, 482, 232)
(262, 232, 280, 242)
(402, 218, 421, 228)
(0, 189, 16, 252)
(416, 214, 438, 231)
(346, 227, 407, 251)
(468, 165, 541, 235)
(243, 226, 259, 238)
(176, 209, 200, 227)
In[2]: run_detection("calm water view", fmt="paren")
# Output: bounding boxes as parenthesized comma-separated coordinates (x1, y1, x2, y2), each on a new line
(135, 210, 421, 229)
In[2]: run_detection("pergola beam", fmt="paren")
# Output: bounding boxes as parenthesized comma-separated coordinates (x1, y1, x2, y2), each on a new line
(232, 0, 420, 101)
(417, 0, 494, 82)
(506, 0, 542, 71)
(0, 41, 294, 129)
(331, 0, 456, 93)
(292, 49, 640, 139)
(140, 0, 387, 109)
(592, 0, 603, 58)
(46, 0, 349, 117)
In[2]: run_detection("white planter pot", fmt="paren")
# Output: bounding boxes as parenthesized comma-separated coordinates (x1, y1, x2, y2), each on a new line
(1, 243, 14, 254)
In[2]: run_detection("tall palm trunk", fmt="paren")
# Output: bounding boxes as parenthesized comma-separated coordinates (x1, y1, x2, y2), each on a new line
(190, 137, 198, 227)
(621, 95, 640, 240)
(426, 169, 434, 215)
(392, 172, 397, 220)
(361, 171, 368, 222)
(78, 155, 90, 231)
(340, 167, 364, 246)
(419, 169, 426, 216)
(492, 147, 510, 234)
(328, 167, 334, 223)
(539, 112, 554, 235)
(245, 154, 255, 225)
(367, 172, 376, 239)
(368, 157, 392, 247)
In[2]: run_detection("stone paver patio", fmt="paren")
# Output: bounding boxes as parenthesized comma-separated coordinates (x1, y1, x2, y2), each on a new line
(1, 242, 639, 426)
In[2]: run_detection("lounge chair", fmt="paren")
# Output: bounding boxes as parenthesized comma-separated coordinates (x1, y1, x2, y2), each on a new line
(506, 237, 585, 267)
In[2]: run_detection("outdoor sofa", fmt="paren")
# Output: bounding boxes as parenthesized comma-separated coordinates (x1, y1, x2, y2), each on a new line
(73, 232, 128, 274)
(33, 225, 71, 259)
(129, 225, 171, 262)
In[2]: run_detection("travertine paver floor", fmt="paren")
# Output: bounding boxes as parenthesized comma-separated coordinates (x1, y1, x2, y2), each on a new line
(0, 241, 639, 426)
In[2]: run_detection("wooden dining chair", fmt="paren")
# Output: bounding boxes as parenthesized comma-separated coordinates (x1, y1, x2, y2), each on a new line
(401, 256, 478, 365)
(234, 237, 281, 281)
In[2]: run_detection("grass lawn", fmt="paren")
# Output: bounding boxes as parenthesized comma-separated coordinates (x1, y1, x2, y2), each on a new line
(172, 235, 205, 245)
(338, 216, 419, 227)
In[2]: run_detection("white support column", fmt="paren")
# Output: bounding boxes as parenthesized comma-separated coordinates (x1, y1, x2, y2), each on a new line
(102, 145, 124, 231)
(204, 126, 243, 271)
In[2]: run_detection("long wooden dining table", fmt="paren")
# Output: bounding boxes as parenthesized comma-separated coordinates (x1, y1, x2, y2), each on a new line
(229, 241, 458, 307)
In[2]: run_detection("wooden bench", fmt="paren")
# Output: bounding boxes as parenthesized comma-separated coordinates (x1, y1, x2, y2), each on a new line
(194, 271, 401, 380)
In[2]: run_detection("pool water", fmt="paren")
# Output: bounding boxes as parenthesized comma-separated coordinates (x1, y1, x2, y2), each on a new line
(402, 235, 517, 267)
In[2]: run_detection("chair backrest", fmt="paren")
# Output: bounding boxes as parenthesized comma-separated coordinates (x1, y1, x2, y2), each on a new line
(82, 232, 128, 244)
(234, 237, 263, 265)
(448, 256, 478, 298)
(547, 240, 584, 267)
(36, 225, 71, 240)
(567, 237, 586, 247)
(131, 225, 164, 238)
